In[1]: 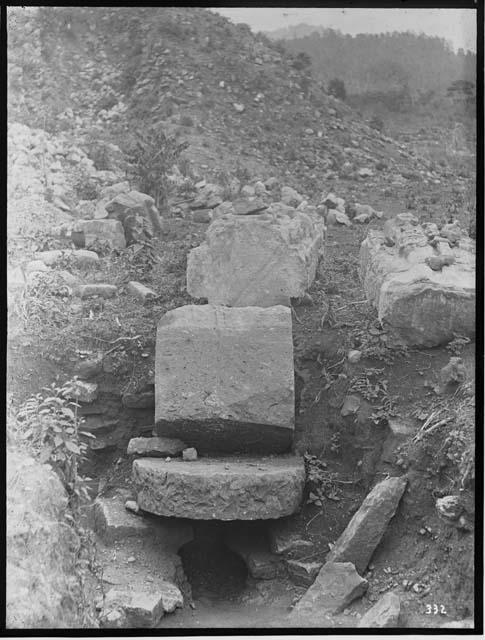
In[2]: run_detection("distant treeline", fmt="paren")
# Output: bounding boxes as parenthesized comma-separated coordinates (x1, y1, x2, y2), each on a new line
(266, 26, 475, 101)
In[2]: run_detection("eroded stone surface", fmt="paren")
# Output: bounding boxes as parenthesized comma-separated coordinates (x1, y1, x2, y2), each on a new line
(101, 582, 183, 628)
(357, 591, 401, 628)
(287, 560, 323, 587)
(93, 495, 152, 542)
(326, 476, 407, 573)
(132, 456, 305, 520)
(359, 220, 475, 346)
(187, 211, 323, 307)
(291, 562, 368, 620)
(154, 304, 294, 453)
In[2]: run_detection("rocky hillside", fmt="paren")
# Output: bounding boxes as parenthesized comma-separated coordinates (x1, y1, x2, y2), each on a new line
(8, 6, 450, 198)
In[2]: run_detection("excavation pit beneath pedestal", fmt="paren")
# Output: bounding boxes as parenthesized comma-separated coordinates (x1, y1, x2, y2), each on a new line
(178, 521, 284, 602)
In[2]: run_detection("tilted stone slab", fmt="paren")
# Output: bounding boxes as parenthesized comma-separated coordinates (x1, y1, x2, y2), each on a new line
(359, 222, 475, 346)
(187, 210, 323, 307)
(326, 476, 407, 574)
(290, 562, 368, 621)
(132, 456, 305, 520)
(154, 304, 294, 453)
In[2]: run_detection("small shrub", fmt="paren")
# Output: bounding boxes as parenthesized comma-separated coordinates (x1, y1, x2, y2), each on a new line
(291, 51, 312, 72)
(13, 380, 95, 509)
(72, 168, 99, 200)
(305, 454, 341, 506)
(123, 124, 189, 209)
(328, 78, 347, 101)
(370, 115, 385, 132)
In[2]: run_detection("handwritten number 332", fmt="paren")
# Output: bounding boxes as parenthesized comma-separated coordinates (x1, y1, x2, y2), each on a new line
(426, 604, 447, 615)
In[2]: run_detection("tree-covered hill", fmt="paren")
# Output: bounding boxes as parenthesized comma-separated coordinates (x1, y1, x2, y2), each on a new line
(266, 26, 475, 103)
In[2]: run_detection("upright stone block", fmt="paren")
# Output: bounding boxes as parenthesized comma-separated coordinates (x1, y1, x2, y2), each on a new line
(187, 211, 323, 307)
(154, 304, 294, 453)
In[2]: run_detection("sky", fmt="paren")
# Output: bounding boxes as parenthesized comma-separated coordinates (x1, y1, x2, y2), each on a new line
(211, 8, 477, 53)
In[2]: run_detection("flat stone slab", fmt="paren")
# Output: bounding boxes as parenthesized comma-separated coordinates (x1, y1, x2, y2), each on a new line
(359, 218, 475, 346)
(326, 476, 407, 574)
(127, 437, 186, 457)
(291, 562, 368, 621)
(187, 210, 323, 307)
(154, 304, 294, 454)
(132, 456, 305, 520)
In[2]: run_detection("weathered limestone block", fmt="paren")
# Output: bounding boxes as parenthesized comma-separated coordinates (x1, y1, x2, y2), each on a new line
(359, 220, 475, 346)
(187, 211, 323, 307)
(105, 190, 164, 238)
(132, 456, 305, 520)
(326, 476, 407, 573)
(127, 437, 186, 457)
(74, 219, 126, 250)
(154, 304, 294, 453)
(93, 495, 152, 543)
(101, 582, 183, 628)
